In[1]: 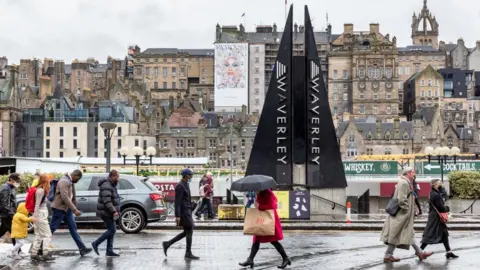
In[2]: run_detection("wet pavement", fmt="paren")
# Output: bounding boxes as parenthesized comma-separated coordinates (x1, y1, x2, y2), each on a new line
(0, 230, 479, 269)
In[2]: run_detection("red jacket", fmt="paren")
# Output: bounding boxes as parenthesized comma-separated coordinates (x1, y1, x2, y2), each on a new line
(203, 178, 213, 198)
(253, 189, 284, 243)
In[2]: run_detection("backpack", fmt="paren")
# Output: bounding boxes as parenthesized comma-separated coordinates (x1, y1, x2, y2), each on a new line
(25, 187, 37, 213)
(199, 184, 206, 197)
(47, 179, 59, 202)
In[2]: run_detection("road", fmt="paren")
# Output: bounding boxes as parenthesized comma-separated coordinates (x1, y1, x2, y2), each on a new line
(0, 230, 478, 269)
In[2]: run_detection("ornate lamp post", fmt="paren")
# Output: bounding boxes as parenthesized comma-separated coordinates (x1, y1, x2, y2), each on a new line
(424, 146, 460, 183)
(119, 146, 157, 175)
(100, 123, 117, 173)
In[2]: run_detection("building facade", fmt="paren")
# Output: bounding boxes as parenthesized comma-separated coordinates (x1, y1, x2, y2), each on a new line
(248, 44, 266, 114)
(411, 0, 439, 48)
(329, 23, 399, 121)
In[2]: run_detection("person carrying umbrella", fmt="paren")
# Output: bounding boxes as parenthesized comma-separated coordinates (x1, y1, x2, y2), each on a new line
(232, 175, 291, 269)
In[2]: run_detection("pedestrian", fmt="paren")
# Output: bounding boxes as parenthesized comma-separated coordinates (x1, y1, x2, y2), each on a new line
(420, 179, 458, 259)
(0, 173, 22, 252)
(245, 191, 256, 213)
(31, 172, 41, 188)
(412, 176, 422, 216)
(195, 175, 215, 220)
(11, 203, 38, 260)
(50, 170, 92, 256)
(91, 170, 121, 257)
(381, 167, 433, 263)
(239, 189, 291, 269)
(30, 173, 55, 261)
(192, 175, 208, 217)
(162, 168, 199, 260)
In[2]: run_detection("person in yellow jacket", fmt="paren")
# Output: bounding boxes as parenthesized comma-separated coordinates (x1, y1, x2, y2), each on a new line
(31, 172, 41, 188)
(11, 203, 37, 260)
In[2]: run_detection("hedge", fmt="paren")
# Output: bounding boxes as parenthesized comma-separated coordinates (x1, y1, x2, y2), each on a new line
(0, 173, 64, 194)
(449, 171, 480, 199)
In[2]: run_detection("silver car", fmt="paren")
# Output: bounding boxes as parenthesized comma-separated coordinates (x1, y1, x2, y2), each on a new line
(16, 173, 167, 234)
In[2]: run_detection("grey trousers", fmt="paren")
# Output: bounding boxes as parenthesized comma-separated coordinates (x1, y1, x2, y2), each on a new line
(385, 240, 422, 257)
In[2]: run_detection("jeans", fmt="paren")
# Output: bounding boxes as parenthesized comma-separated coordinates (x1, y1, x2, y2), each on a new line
(50, 208, 86, 250)
(196, 198, 214, 217)
(92, 217, 117, 253)
(166, 226, 193, 253)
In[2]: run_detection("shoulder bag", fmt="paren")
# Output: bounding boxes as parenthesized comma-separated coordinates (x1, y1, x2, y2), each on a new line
(431, 203, 448, 223)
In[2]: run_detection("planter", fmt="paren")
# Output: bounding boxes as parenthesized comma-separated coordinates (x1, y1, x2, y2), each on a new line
(448, 199, 479, 214)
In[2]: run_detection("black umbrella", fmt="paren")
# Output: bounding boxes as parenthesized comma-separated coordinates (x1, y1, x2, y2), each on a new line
(231, 175, 277, 192)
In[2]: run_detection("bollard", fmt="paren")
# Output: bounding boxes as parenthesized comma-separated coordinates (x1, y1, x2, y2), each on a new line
(346, 202, 351, 224)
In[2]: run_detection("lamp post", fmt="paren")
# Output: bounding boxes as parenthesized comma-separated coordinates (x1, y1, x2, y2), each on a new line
(100, 122, 117, 173)
(424, 146, 460, 183)
(119, 146, 157, 175)
(228, 119, 234, 204)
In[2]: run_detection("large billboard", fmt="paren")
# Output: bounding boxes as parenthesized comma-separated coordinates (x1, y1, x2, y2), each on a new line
(214, 43, 249, 110)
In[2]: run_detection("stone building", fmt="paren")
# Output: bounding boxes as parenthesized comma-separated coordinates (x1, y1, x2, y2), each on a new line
(0, 57, 8, 79)
(403, 65, 443, 118)
(328, 23, 399, 121)
(445, 38, 470, 70)
(0, 65, 22, 156)
(468, 41, 480, 71)
(411, 0, 439, 48)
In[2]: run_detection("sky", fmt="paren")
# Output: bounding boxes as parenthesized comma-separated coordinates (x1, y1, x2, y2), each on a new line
(0, 0, 479, 64)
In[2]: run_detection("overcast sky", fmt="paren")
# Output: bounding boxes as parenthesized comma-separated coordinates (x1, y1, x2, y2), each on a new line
(1, 0, 479, 64)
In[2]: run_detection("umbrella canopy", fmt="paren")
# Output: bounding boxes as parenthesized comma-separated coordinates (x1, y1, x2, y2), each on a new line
(231, 175, 277, 192)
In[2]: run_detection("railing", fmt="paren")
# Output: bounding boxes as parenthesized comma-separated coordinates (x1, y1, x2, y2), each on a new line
(460, 199, 478, 214)
(310, 194, 358, 213)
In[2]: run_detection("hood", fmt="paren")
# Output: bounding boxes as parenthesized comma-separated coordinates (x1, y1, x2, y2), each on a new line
(17, 202, 28, 215)
(98, 178, 109, 187)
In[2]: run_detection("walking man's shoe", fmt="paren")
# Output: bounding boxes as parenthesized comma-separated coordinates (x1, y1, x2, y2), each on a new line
(162, 241, 169, 257)
(185, 251, 200, 260)
(416, 251, 433, 261)
(79, 247, 93, 257)
(383, 256, 400, 263)
(42, 254, 56, 261)
(91, 242, 99, 256)
(106, 251, 120, 257)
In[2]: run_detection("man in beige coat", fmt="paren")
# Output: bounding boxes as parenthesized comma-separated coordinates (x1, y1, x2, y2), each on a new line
(380, 167, 433, 263)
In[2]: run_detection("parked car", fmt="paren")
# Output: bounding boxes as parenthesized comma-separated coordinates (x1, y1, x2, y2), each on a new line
(16, 173, 167, 234)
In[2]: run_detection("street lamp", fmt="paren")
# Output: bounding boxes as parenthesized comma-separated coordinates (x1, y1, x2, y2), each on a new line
(119, 146, 157, 175)
(424, 146, 460, 183)
(100, 122, 117, 173)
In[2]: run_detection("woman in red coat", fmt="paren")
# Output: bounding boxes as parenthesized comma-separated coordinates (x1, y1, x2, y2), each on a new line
(239, 189, 291, 269)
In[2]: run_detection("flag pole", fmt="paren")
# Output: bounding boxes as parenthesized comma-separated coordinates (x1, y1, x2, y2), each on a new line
(285, 0, 287, 21)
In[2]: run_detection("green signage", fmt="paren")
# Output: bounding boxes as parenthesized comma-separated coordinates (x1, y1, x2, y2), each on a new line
(343, 161, 398, 175)
(421, 161, 480, 175)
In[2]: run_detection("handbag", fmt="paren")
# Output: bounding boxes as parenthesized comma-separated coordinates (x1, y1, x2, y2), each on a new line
(243, 208, 275, 236)
(385, 198, 400, 217)
(431, 203, 449, 223)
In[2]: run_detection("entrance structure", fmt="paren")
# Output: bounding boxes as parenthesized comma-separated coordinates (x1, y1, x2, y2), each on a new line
(246, 5, 347, 214)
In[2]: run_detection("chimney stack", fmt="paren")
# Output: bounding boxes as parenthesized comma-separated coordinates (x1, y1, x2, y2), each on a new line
(369, 23, 379, 34)
(344, 23, 353, 34)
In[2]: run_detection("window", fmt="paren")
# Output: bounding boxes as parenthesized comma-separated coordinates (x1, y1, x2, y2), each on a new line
(176, 139, 184, 148)
(187, 139, 195, 148)
(37, 127, 41, 136)
(46, 152, 50, 158)
(73, 139, 77, 149)
(373, 106, 378, 114)
(176, 152, 184, 158)
(405, 67, 410, 75)
(373, 94, 378, 100)
(162, 67, 168, 78)
(118, 179, 136, 190)
(172, 67, 177, 74)
(428, 90, 432, 97)
(117, 127, 122, 136)
(343, 83, 347, 89)
(359, 105, 365, 114)
(241, 152, 246, 160)
(135, 139, 139, 147)
(386, 106, 392, 114)
(427, 80, 432, 86)
(343, 93, 348, 101)
(209, 139, 216, 148)
(348, 135, 355, 143)
(77, 151, 81, 156)
(435, 90, 439, 97)
(94, 127, 98, 137)
(154, 67, 159, 77)
(30, 140, 35, 149)
(255, 68, 259, 74)
(398, 67, 403, 75)
(384, 148, 392, 155)
(117, 139, 122, 149)
(60, 127, 63, 137)
(172, 82, 176, 89)
(241, 139, 246, 148)
(255, 57, 259, 63)
(398, 82, 403, 89)
(74, 176, 92, 191)
(73, 127, 77, 137)
(342, 70, 348, 79)
(187, 153, 195, 158)
(60, 152, 64, 158)
(162, 139, 168, 148)
(46, 139, 50, 149)
(359, 67, 365, 78)
(385, 68, 392, 79)
(333, 93, 337, 101)
(232, 145, 237, 153)
(255, 78, 259, 84)
(59, 139, 64, 149)
(180, 67, 185, 75)
(421, 80, 425, 86)
(163, 82, 167, 89)
(180, 81, 185, 89)
(333, 106, 338, 115)
(46, 127, 50, 137)
(386, 93, 392, 99)
(143, 140, 147, 150)
(402, 148, 409, 154)
(421, 91, 425, 97)
(333, 70, 338, 79)
(366, 148, 373, 155)
(255, 99, 259, 105)
(37, 152, 41, 158)
(255, 47, 260, 53)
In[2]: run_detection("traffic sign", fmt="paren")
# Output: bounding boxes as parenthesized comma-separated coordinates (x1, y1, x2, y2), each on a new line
(343, 161, 398, 175)
(420, 161, 480, 175)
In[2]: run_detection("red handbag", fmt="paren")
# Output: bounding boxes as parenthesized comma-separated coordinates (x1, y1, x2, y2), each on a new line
(432, 204, 448, 223)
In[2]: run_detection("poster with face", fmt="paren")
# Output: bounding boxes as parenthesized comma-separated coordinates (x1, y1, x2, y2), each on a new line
(214, 44, 247, 89)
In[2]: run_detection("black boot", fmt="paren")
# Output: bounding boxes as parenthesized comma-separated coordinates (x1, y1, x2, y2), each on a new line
(446, 252, 459, 259)
(185, 251, 200, 260)
(278, 257, 291, 269)
(239, 257, 254, 268)
(162, 241, 170, 257)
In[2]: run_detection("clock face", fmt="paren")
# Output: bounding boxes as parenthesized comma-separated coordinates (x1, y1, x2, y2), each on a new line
(386, 82, 392, 89)
(372, 81, 379, 89)
(359, 82, 365, 89)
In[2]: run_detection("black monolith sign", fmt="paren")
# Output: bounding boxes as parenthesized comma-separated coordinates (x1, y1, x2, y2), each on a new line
(246, 5, 347, 189)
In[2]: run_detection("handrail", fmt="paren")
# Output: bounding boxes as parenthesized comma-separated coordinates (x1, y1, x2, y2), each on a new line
(310, 194, 358, 213)
(460, 199, 478, 214)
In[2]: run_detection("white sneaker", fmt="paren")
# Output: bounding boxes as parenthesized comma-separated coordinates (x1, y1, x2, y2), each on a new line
(18, 251, 28, 258)
(12, 254, 23, 260)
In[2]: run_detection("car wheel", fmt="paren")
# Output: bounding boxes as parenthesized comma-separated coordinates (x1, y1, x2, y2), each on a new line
(119, 207, 145, 234)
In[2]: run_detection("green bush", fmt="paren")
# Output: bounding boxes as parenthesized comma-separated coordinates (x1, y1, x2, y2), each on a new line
(449, 171, 480, 199)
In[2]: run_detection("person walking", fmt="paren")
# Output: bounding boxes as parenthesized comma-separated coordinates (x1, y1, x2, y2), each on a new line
(91, 170, 121, 257)
(10, 203, 37, 260)
(50, 170, 92, 256)
(31, 172, 41, 189)
(162, 168, 199, 260)
(381, 167, 433, 263)
(412, 176, 422, 216)
(239, 189, 291, 269)
(30, 174, 55, 261)
(245, 191, 256, 213)
(195, 176, 214, 220)
(420, 179, 458, 259)
(0, 174, 22, 252)
(192, 175, 208, 217)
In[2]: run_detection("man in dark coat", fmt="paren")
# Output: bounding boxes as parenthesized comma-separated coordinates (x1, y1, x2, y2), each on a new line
(0, 174, 22, 252)
(162, 168, 199, 260)
(412, 176, 422, 215)
(91, 170, 120, 257)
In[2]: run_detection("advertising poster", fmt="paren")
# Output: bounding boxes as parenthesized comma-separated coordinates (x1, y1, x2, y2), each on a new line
(273, 191, 290, 219)
(214, 43, 249, 109)
(151, 182, 177, 200)
(289, 190, 310, 220)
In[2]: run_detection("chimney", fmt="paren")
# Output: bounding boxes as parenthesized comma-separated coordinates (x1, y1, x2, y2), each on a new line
(369, 23, 379, 34)
(299, 25, 305, 33)
(439, 41, 446, 51)
(344, 23, 353, 34)
(476, 41, 480, 50)
(458, 38, 465, 46)
(294, 23, 298, 34)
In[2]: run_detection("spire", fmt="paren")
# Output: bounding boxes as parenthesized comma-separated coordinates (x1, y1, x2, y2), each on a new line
(423, 0, 427, 9)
